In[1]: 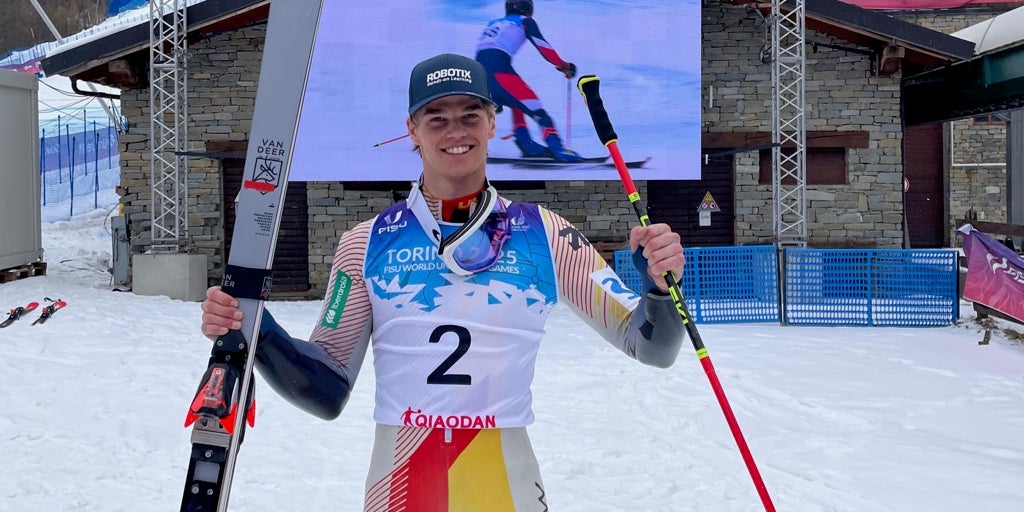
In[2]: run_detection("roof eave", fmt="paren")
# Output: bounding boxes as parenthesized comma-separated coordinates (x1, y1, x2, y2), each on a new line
(736, 0, 976, 68)
(903, 43, 1024, 125)
(40, 0, 269, 84)
(800, 0, 976, 61)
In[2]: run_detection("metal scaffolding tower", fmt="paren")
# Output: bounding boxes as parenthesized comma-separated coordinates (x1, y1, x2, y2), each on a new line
(149, 0, 189, 252)
(771, 0, 808, 247)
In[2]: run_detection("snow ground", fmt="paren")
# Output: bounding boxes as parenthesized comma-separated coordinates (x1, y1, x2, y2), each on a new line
(1, 202, 1023, 511)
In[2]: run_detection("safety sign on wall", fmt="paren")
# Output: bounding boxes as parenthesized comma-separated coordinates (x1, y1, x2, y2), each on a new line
(698, 191, 720, 227)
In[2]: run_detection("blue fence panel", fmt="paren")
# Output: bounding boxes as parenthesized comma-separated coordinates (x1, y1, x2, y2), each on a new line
(41, 123, 117, 173)
(686, 246, 780, 323)
(785, 249, 871, 325)
(784, 249, 958, 326)
(614, 246, 780, 324)
(867, 250, 959, 326)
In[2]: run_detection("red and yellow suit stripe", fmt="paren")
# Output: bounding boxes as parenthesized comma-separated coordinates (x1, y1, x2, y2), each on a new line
(364, 425, 547, 512)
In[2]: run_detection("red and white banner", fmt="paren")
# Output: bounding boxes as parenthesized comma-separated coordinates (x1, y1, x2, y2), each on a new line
(0, 59, 42, 75)
(957, 224, 1024, 322)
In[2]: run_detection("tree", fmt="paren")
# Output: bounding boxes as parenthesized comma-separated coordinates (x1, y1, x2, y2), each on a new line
(0, 0, 107, 56)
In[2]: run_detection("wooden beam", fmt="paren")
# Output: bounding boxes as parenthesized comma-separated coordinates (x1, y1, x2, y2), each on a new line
(968, 220, 1024, 239)
(702, 131, 869, 149)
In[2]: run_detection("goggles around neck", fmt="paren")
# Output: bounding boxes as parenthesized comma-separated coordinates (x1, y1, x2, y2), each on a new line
(407, 180, 511, 276)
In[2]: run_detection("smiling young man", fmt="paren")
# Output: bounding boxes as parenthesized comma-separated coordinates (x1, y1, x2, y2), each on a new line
(407, 95, 495, 198)
(200, 53, 686, 511)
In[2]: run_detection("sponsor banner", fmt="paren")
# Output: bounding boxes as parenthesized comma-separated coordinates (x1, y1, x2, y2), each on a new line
(40, 125, 119, 173)
(0, 59, 42, 75)
(957, 224, 1024, 322)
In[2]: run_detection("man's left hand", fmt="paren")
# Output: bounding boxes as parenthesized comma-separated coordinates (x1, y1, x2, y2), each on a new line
(629, 223, 685, 293)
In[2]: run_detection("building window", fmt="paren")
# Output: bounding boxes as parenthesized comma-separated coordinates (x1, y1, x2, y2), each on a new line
(758, 147, 846, 185)
(972, 114, 1006, 126)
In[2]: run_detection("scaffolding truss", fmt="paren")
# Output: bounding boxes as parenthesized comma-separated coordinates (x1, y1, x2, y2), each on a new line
(771, 0, 808, 248)
(149, 0, 189, 252)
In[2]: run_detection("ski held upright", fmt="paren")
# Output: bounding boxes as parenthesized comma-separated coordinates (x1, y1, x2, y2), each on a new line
(179, 1, 325, 511)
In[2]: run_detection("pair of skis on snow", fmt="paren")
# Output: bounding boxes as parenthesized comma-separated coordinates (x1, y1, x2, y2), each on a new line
(0, 298, 67, 328)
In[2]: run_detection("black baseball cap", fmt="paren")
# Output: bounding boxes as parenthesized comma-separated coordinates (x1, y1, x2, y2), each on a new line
(408, 53, 497, 116)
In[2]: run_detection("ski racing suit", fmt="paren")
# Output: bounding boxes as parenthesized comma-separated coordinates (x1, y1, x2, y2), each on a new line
(475, 14, 575, 159)
(252, 185, 684, 511)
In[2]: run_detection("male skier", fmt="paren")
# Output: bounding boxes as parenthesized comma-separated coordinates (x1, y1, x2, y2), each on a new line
(475, 0, 581, 162)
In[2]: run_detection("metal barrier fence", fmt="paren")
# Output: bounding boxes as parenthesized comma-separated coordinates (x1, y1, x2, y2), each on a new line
(615, 246, 781, 324)
(614, 246, 959, 326)
(784, 249, 959, 326)
(39, 122, 120, 222)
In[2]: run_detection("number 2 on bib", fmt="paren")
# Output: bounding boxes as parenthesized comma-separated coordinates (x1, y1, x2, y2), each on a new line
(427, 324, 472, 385)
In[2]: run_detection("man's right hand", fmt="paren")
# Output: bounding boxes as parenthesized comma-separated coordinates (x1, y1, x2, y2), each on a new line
(201, 286, 243, 340)
(557, 61, 577, 79)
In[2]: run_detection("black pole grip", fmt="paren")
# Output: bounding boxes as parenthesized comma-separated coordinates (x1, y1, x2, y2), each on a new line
(576, 75, 617, 146)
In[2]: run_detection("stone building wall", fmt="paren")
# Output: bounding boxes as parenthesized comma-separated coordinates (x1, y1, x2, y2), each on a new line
(948, 120, 1008, 226)
(703, 5, 905, 247)
(888, 5, 1010, 32)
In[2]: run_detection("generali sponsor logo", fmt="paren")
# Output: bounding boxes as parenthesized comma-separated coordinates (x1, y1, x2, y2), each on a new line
(401, 407, 496, 429)
(426, 67, 473, 87)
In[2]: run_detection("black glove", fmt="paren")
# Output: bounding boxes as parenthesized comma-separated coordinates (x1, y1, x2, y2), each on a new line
(557, 61, 577, 79)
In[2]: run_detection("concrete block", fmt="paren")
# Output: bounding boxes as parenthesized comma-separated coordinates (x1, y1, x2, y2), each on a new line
(132, 253, 209, 302)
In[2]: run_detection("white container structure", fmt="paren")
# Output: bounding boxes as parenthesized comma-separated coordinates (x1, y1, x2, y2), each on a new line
(0, 68, 42, 271)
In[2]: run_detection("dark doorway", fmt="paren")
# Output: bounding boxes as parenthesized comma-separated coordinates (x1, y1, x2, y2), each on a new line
(904, 122, 945, 248)
(647, 155, 735, 246)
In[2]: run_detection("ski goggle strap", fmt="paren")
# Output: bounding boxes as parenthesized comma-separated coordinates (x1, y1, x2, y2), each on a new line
(437, 185, 511, 276)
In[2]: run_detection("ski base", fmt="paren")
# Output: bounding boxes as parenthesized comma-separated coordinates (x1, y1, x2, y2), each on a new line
(181, 330, 256, 512)
(181, 439, 231, 511)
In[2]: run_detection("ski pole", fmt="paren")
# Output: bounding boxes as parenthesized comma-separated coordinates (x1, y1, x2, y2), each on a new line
(566, 79, 572, 149)
(576, 74, 776, 512)
(372, 133, 409, 147)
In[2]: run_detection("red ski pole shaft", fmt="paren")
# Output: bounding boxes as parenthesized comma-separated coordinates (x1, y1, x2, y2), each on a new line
(576, 75, 776, 512)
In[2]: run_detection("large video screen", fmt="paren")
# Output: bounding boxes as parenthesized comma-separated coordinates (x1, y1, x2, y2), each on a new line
(290, 0, 700, 181)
